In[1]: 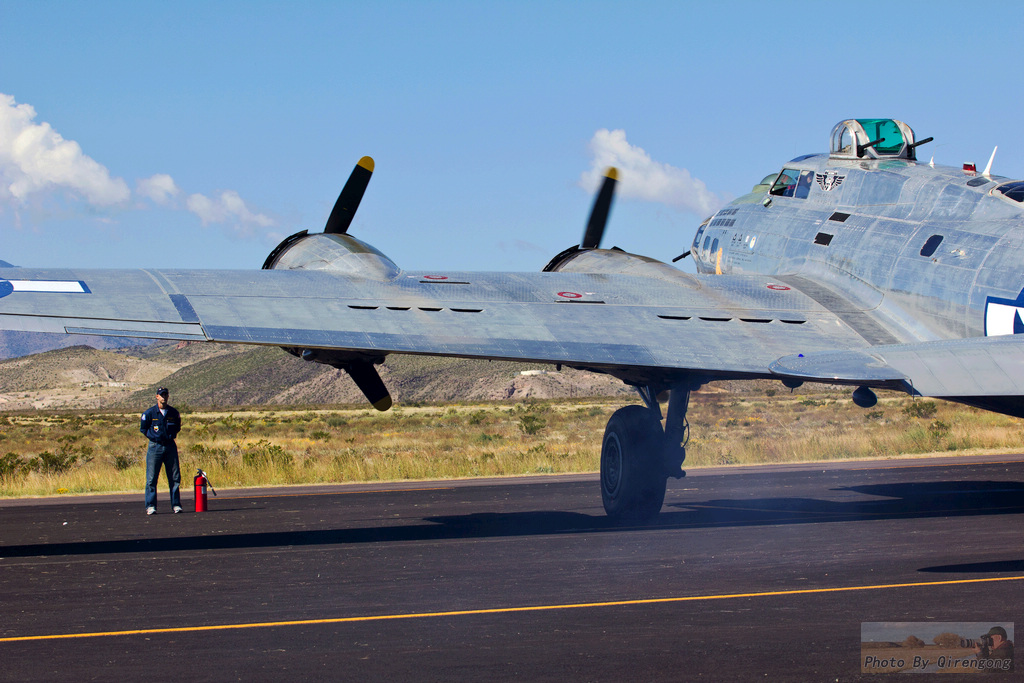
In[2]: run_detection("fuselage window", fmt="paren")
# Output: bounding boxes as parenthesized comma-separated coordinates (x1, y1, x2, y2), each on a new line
(711, 238, 719, 256)
(996, 181, 1024, 202)
(920, 234, 944, 257)
(769, 169, 814, 199)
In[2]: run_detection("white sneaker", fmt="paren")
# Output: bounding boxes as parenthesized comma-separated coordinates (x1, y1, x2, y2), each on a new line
(146, 507, 156, 515)
(173, 506, 183, 514)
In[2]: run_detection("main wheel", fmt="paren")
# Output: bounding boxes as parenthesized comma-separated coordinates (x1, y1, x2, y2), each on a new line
(600, 405, 668, 523)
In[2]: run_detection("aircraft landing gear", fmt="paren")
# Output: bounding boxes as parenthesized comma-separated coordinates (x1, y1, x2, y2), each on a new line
(601, 405, 666, 523)
(600, 384, 691, 523)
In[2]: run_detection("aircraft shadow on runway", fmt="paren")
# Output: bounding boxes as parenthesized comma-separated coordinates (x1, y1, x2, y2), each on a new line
(1, 480, 1022, 560)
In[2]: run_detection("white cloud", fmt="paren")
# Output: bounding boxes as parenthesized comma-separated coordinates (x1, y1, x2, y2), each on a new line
(136, 173, 179, 205)
(0, 93, 130, 206)
(0, 92, 276, 240)
(581, 129, 724, 217)
(187, 190, 275, 235)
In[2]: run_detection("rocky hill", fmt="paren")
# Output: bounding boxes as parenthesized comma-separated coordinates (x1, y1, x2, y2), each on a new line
(0, 341, 633, 411)
(0, 330, 146, 360)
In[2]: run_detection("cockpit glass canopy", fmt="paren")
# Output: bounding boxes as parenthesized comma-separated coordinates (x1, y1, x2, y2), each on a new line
(995, 181, 1024, 203)
(857, 119, 904, 154)
(829, 119, 917, 160)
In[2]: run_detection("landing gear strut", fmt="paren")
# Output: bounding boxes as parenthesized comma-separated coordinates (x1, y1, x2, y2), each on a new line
(600, 384, 691, 523)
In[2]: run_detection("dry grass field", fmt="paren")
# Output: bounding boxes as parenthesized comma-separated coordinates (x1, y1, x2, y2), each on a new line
(1, 387, 1023, 498)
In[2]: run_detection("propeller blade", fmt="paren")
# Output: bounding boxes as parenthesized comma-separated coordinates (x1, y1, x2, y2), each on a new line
(324, 156, 375, 235)
(580, 167, 618, 249)
(345, 360, 393, 411)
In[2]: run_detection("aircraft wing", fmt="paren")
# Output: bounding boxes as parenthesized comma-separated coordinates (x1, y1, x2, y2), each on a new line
(1, 266, 885, 388)
(771, 335, 1024, 404)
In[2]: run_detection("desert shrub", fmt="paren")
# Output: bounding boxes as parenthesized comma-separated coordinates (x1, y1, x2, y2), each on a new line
(110, 450, 140, 471)
(309, 430, 331, 441)
(326, 416, 348, 427)
(241, 440, 292, 468)
(929, 420, 951, 438)
(903, 401, 938, 419)
(31, 435, 93, 474)
(33, 450, 77, 474)
(512, 402, 549, 435)
(188, 442, 229, 467)
(0, 452, 26, 479)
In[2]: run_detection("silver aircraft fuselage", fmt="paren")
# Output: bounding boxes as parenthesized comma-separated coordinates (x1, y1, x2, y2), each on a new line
(692, 154, 1024, 345)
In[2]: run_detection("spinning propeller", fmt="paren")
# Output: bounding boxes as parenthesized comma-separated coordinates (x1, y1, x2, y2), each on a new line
(581, 167, 618, 249)
(541, 166, 619, 272)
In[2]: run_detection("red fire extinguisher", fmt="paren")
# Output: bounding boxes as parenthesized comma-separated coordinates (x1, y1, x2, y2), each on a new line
(194, 469, 217, 512)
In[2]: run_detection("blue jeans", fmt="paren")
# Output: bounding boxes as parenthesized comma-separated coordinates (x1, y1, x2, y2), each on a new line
(145, 441, 181, 509)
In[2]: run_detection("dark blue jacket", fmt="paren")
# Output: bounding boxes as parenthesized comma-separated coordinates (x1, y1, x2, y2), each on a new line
(140, 404, 181, 445)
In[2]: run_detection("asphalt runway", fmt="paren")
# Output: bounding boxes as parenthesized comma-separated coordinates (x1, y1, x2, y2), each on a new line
(2, 454, 1023, 681)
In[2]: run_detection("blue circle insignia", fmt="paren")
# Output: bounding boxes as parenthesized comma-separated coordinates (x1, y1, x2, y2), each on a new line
(0, 279, 12, 298)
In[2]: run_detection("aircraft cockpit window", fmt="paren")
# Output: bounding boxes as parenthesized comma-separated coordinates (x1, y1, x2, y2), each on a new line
(693, 225, 706, 250)
(769, 169, 799, 197)
(769, 169, 815, 199)
(995, 181, 1024, 203)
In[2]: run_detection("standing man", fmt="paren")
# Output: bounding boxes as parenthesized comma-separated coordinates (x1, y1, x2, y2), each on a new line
(140, 387, 182, 514)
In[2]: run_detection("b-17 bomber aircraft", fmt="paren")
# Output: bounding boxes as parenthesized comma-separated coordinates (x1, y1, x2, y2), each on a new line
(3, 118, 1024, 522)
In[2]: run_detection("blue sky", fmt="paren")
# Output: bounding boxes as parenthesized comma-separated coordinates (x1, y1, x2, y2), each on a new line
(2, 1, 1023, 273)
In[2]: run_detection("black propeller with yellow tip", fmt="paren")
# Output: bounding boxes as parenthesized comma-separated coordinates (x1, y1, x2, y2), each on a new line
(324, 156, 375, 235)
(541, 166, 619, 272)
(581, 167, 618, 249)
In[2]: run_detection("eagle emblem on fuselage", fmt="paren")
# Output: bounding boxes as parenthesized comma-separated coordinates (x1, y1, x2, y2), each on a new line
(815, 171, 845, 192)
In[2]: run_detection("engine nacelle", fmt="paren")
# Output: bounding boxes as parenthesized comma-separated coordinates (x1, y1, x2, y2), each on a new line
(262, 230, 400, 280)
(543, 245, 699, 287)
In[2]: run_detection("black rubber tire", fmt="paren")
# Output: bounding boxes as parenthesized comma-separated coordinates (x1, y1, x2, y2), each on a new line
(600, 405, 668, 523)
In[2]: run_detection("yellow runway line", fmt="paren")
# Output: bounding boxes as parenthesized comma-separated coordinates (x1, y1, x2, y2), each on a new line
(4, 575, 1024, 643)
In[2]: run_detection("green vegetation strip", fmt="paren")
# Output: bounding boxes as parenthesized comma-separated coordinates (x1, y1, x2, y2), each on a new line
(2, 392, 1023, 498)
